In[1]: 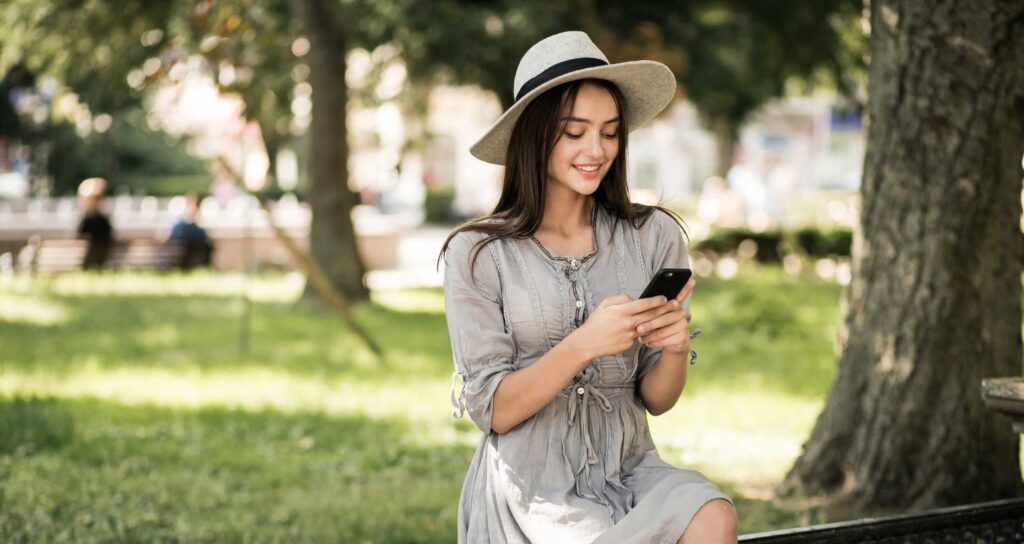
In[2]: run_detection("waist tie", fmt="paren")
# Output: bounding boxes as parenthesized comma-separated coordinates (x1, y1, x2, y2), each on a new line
(565, 368, 631, 482)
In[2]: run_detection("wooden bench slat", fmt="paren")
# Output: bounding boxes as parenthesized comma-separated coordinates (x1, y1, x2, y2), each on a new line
(19, 239, 204, 273)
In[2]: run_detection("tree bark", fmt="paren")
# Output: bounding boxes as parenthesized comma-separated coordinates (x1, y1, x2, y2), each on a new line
(711, 114, 738, 178)
(295, 0, 369, 304)
(779, 0, 1024, 513)
(258, 117, 280, 190)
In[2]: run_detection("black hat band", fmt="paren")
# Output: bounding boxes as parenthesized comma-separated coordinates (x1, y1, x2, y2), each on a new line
(514, 57, 609, 102)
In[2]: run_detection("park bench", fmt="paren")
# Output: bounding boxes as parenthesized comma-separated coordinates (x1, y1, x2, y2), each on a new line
(739, 498, 1024, 543)
(17, 238, 210, 273)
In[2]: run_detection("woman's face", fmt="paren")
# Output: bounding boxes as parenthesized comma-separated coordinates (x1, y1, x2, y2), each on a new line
(546, 83, 620, 198)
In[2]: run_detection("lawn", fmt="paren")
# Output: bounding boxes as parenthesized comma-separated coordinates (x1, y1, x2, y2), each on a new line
(0, 265, 843, 542)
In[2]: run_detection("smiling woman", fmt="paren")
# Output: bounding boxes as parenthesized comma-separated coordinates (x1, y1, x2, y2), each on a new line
(439, 31, 736, 544)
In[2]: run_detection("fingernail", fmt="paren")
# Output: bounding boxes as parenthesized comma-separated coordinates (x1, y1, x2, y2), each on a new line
(637, 325, 646, 333)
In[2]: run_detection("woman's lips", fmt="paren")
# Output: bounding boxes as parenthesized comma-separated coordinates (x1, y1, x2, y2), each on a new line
(574, 165, 602, 179)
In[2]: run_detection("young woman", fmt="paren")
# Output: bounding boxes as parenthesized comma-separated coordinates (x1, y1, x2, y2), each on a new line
(441, 31, 736, 543)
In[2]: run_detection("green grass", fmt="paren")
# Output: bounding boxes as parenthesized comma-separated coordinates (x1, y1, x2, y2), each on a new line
(0, 266, 844, 541)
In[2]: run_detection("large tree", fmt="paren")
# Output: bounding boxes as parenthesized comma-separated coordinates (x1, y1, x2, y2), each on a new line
(779, 0, 1024, 512)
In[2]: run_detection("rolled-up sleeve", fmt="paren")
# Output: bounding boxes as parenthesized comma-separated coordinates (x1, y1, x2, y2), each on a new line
(443, 231, 516, 434)
(636, 210, 693, 381)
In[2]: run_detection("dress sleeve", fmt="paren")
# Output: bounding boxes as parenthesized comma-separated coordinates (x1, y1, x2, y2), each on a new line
(443, 231, 516, 434)
(636, 210, 693, 381)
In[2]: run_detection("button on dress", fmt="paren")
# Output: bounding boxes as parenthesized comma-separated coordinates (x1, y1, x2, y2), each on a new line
(444, 205, 732, 544)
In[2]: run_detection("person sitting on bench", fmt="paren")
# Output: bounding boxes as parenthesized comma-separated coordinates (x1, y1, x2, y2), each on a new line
(76, 177, 113, 270)
(167, 192, 213, 270)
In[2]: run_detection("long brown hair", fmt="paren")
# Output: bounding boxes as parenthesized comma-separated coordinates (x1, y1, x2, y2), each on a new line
(439, 77, 687, 274)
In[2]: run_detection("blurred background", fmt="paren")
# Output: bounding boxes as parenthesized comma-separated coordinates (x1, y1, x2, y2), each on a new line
(2, 0, 996, 541)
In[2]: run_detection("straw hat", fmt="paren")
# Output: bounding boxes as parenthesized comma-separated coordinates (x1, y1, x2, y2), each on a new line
(469, 30, 677, 165)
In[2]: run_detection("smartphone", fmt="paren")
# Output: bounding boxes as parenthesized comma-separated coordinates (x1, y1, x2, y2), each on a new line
(639, 268, 692, 301)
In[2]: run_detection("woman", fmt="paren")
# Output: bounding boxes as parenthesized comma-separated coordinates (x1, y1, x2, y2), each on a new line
(441, 31, 736, 543)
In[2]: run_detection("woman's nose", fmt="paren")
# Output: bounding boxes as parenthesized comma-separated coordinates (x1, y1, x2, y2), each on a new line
(585, 133, 605, 159)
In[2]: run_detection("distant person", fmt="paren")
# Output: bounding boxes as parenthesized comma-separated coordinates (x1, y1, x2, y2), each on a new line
(76, 177, 113, 269)
(210, 158, 241, 206)
(726, 147, 770, 229)
(167, 192, 213, 269)
(763, 155, 798, 227)
(697, 176, 745, 228)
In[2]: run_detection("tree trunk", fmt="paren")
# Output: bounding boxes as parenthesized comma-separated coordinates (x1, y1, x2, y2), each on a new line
(779, 0, 1024, 514)
(295, 0, 369, 304)
(258, 118, 280, 190)
(711, 114, 737, 178)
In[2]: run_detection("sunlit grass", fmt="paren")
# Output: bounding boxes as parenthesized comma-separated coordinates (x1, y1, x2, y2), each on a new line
(0, 267, 845, 540)
(0, 292, 71, 326)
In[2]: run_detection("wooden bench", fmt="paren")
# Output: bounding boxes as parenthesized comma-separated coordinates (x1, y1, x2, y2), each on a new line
(739, 498, 1024, 543)
(17, 238, 210, 273)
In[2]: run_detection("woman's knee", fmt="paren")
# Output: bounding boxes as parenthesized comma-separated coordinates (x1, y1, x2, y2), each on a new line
(679, 499, 737, 544)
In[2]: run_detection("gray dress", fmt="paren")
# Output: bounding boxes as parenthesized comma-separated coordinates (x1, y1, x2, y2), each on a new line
(444, 204, 732, 544)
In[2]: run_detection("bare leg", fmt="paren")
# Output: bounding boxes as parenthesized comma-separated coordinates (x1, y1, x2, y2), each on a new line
(678, 499, 737, 544)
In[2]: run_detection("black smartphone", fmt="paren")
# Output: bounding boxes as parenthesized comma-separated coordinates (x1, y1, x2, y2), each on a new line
(639, 268, 692, 300)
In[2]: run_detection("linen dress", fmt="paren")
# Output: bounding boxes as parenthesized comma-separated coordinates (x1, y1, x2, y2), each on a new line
(444, 204, 732, 544)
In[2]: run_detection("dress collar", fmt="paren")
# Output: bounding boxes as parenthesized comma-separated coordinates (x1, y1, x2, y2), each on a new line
(529, 201, 601, 265)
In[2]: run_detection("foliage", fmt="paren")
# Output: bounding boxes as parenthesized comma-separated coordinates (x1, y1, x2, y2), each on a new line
(0, 267, 847, 539)
(695, 226, 854, 261)
(791, 227, 853, 258)
(45, 114, 208, 196)
(423, 184, 458, 225)
(0, 0, 175, 116)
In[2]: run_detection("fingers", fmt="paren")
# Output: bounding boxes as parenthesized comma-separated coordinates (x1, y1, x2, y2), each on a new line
(636, 305, 685, 335)
(675, 277, 697, 302)
(618, 295, 669, 315)
(599, 294, 632, 309)
(640, 319, 688, 345)
(631, 300, 677, 328)
(642, 329, 688, 349)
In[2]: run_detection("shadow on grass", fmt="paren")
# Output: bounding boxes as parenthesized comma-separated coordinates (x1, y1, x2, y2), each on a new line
(724, 481, 827, 535)
(0, 396, 473, 543)
(0, 289, 453, 382)
(4, 271, 845, 398)
(0, 395, 819, 541)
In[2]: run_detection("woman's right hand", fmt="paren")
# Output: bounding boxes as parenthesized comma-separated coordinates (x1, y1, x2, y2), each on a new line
(575, 295, 674, 359)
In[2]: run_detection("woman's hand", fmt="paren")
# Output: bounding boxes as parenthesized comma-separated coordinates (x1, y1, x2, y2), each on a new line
(576, 295, 674, 359)
(636, 277, 696, 354)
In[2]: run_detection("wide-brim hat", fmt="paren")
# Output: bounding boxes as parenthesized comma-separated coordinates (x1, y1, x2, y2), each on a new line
(470, 30, 677, 166)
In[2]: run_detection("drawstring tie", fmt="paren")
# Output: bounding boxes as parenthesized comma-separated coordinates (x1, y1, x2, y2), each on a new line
(450, 371, 466, 419)
(566, 367, 615, 475)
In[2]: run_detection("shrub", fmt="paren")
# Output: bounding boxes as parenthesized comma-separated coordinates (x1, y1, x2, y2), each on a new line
(695, 226, 853, 262)
(424, 185, 458, 225)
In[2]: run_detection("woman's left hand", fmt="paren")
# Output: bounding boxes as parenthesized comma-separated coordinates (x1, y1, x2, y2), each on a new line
(635, 277, 695, 354)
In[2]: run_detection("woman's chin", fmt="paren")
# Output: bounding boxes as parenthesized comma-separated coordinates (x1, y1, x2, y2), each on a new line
(570, 177, 603, 195)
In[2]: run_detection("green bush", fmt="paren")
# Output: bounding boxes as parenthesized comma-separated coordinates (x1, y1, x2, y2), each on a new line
(424, 185, 458, 225)
(792, 227, 853, 257)
(694, 228, 785, 262)
(119, 175, 211, 197)
(696, 227, 853, 262)
(0, 396, 74, 455)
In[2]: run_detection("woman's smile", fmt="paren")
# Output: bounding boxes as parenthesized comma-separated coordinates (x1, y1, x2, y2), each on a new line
(573, 163, 604, 179)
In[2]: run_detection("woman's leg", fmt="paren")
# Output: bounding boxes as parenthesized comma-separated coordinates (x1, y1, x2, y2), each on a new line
(678, 499, 737, 544)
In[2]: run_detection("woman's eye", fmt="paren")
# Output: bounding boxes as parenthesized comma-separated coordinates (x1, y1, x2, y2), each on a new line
(563, 132, 617, 139)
